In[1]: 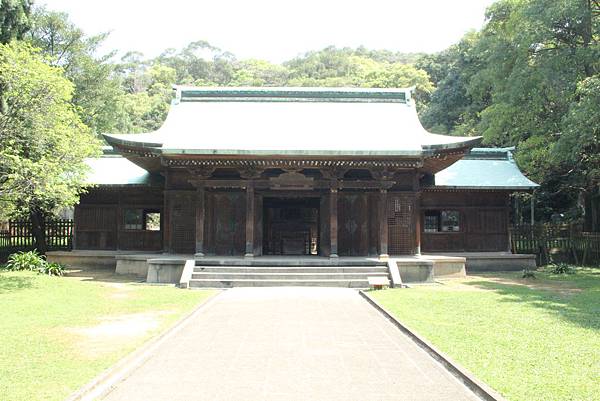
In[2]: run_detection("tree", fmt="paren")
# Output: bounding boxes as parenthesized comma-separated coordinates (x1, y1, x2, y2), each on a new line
(0, 42, 101, 252)
(28, 7, 129, 135)
(0, 0, 32, 44)
(422, 0, 600, 221)
(115, 64, 176, 133)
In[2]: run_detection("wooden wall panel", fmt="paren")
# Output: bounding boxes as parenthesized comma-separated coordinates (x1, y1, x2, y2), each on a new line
(207, 192, 246, 256)
(465, 209, 508, 251)
(368, 193, 379, 255)
(421, 190, 510, 253)
(169, 191, 196, 254)
(338, 193, 369, 256)
(74, 206, 117, 249)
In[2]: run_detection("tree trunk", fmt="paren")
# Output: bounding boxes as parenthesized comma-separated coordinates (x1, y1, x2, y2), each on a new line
(30, 209, 47, 254)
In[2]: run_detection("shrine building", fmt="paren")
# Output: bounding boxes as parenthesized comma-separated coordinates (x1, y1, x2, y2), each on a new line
(73, 87, 537, 269)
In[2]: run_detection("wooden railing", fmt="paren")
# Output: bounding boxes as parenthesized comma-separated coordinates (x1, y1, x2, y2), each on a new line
(0, 219, 73, 261)
(510, 224, 600, 266)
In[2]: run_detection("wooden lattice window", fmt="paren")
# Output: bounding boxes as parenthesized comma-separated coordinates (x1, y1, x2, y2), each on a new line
(388, 195, 415, 255)
(123, 209, 161, 231)
(423, 210, 460, 233)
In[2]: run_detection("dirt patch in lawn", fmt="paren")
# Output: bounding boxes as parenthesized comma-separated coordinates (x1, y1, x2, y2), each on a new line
(67, 311, 173, 358)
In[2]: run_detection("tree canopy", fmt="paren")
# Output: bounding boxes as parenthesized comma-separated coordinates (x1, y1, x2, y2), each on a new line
(0, 42, 100, 249)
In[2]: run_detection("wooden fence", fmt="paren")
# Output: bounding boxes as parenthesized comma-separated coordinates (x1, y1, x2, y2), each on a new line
(0, 219, 73, 261)
(511, 224, 600, 266)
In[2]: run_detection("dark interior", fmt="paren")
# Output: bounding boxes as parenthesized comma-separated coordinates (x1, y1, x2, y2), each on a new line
(263, 197, 320, 255)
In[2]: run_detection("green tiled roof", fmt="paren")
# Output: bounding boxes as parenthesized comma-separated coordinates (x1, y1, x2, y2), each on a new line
(84, 156, 161, 186)
(103, 86, 482, 157)
(434, 147, 538, 190)
(86, 147, 537, 190)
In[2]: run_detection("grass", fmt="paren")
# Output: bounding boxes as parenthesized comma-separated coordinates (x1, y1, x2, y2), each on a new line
(369, 267, 600, 401)
(0, 269, 216, 401)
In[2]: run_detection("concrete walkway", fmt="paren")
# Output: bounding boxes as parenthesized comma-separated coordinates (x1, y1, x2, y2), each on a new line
(102, 288, 481, 401)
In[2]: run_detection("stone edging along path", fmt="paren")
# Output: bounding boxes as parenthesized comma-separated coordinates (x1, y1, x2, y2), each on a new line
(359, 290, 508, 401)
(66, 290, 224, 401)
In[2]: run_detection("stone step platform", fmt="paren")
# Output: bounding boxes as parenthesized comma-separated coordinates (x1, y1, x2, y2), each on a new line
(189, 264, 390, 288)
(192, 266, 389, 274)
(188, 278, 378, 288)
(191, 272, 389, 281)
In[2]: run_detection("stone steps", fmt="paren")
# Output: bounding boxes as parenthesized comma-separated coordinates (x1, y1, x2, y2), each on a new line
(189, 278, 378, 288)
(191, 272, 389, 280)
(189, 265, 390, 288)
(192, 266, 389, 274)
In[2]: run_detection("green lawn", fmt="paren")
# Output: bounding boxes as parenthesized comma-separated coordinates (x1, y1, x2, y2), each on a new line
(0, 269, 215, 401)
(370, 268, 600, 401)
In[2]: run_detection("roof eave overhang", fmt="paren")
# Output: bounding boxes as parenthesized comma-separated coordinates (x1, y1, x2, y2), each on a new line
(425, 185, 538, 191)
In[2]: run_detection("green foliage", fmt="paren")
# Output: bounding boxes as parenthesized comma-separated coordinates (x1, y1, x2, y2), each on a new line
(5, 250, 45, 271)
(549, 262, 575, 275)
(4, 250, 65, 276)
(28, 7, 129, 135)
(38, 261, 64, 276)
(0, 0, 32, 44)
(522, 265, 536, 278)
(0, 42, 101, 221)
(421, 0, 600, 220)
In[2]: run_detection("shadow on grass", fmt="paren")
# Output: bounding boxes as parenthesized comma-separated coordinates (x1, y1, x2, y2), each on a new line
(63, 268, 145, 284)
(0, 274, 37, 294)
(465, 277, 600, 331)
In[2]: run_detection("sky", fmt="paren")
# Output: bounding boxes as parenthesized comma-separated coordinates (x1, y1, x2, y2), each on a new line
(39, 0, 496, 62)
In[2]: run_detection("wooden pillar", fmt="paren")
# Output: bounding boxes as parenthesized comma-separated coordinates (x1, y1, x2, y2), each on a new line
(162, 171, 171, 254)
(414, 194, 421, 255)
(379, 189, 389, 259)
(530, 191, 535, 226)
(245, 183, 255, 257)
(195, 185, 205, 256)
(329, 188, 338, 258)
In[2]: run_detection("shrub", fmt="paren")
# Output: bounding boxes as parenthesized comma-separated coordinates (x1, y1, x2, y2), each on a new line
(522, 266, 536, 279)
(5, 250, 46, 272)
(550, 262, 574, 275)
(4, 251, 66, 276)
(39, 262, 65, 277)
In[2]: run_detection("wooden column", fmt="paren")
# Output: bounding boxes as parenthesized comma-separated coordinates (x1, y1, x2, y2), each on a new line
(195, 185, 205, 256)
(245, 183, 255, 257)
(379, 189, 389, 259)
(329, 188, 339, 258)
(414, 194, 421, 255)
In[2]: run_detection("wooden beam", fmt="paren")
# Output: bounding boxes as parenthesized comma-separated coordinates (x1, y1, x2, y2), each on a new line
(195, 185, 206, 256)
(245, 183, 255, 257)
(379, 189, 389, 259)
(330, 188, 339, 258)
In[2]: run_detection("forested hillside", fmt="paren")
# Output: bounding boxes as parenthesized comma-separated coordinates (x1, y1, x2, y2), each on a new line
(1, 0, 598, 226)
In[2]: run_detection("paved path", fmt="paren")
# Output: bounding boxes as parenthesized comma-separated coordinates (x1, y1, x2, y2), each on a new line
(102, 288, 481, 401)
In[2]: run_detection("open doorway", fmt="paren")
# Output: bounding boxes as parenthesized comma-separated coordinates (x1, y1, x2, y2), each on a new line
(263, 197, 320, 255)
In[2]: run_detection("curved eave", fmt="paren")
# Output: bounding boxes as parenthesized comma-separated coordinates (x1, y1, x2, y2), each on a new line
(103, 133, 163, 151)
(421, 136, 483, 153)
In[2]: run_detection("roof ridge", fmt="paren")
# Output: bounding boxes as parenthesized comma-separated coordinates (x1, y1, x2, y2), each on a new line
(174, 86, 412, 104)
